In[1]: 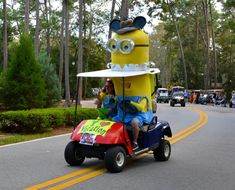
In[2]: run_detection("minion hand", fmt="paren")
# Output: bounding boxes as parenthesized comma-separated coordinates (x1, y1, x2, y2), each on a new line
(129, 98, 147, 112)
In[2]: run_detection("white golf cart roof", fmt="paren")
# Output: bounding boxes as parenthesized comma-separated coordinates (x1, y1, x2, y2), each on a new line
(77, 68, 160, 78)
(158, 88, 168, 91)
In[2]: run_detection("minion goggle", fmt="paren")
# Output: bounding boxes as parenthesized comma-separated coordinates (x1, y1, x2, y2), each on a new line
(106, 38, 149, 54)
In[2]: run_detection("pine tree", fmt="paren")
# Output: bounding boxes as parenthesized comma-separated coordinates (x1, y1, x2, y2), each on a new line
(0, 34, 46, 110)
(38, 51, 61, 107)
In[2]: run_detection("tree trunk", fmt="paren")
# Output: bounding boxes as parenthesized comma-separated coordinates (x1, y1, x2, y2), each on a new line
(77, 0, 84, 105)
(34, 0, 40, 57)
(202, 0, 210, 90)
(167, 1, 188, 89)
(120, 0, 129, 21)
(25, 0, 30, 34)
(44, 0, 51, 56)
(195, 5, 199, 49)
(209, 0, 218, 88)
(3, 0, 8, 70)
(106, 0, 116, 64)
(59, 4, 65, 85)
(64, 0, 71, 107)
(84, 5, 93, 97)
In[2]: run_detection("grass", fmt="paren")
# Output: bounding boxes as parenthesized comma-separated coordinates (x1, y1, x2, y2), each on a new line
(0, 127, 72, 146)
(0, 133, 52, 146)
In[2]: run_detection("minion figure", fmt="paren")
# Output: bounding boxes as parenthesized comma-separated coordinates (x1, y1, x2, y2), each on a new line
(107, 16, 155, 150)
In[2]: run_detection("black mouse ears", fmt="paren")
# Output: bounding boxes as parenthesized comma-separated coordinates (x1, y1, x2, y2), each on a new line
(110, 16, 147, 34)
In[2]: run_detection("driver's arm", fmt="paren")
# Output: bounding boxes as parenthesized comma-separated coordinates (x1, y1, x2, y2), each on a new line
(130, 98, 148, 112)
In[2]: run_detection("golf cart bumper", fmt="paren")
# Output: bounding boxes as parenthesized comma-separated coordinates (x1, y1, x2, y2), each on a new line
(70, 120, 133, 155)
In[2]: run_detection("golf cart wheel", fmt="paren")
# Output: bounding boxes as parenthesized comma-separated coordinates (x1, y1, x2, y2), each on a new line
(181, 102, 185, 107)
(154, 140, 171, 161)
(170, 101, 174, 107)
(64, 141, 85, 166)
(104, 146, 126, 173)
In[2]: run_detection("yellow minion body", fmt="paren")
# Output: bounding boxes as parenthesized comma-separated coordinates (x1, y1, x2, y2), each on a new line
(112, 75, 152, 111)
(110, 30, 154, 111)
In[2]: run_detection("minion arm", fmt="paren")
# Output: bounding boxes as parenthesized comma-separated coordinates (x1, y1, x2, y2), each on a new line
(130, 98, 147, 112)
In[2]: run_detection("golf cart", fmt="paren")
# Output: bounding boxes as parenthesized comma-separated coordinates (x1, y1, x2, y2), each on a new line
(170, 91, 186, 107)
(230, 94, 235, 108)
(64, 69, 172, 173)
(157, 88, 169, 103)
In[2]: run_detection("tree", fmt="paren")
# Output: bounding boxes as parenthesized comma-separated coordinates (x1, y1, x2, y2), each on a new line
(144, 0, 188, 88)
(202, 0, 211, 89)
(44, 0, 51, 56)
(3, 0, 8, 70)
(25, 0, 30, 34)
(166, 0, 188, 89)
(77, 0, 83, 105)
(34, 0, 40, 57)
(120, 0, 129, 20)
(0, 34, 46, 110)
(64, 0, 71, 107)
(217, 0, 235, 98)
(59, 4, 65, 85)
(37, 51, 61, 107)
(209, 0, 218, 88)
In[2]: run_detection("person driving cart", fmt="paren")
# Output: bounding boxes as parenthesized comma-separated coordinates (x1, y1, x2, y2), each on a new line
(113, 95, 153, 151)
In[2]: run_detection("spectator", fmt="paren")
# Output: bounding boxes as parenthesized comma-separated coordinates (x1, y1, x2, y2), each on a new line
(97, 79, 117, 119)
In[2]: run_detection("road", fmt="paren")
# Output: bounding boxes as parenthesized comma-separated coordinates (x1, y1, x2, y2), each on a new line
(0, 103, 235, 190)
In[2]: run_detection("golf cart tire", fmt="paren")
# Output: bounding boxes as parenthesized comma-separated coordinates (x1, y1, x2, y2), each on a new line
(64, 141, 85, 166)
(170, 101, 174, 107)
(154, 140, 171, 161)
(104, 146, 126, 173)
(181, 102, 185, 107)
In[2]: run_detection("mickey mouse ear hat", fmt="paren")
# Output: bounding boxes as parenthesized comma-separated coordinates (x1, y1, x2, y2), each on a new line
(110, 16, 147, 34)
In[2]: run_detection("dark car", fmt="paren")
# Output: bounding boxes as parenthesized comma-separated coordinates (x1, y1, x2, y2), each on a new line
(170, 91, 185, 107)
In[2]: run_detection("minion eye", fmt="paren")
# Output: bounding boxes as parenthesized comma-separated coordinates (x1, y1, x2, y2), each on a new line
(120, 39, 134, 54)
(107, 38, 119, 53)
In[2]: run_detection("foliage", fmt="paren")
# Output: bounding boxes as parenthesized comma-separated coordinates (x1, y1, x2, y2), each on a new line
(0, 34, 46, 110)
(1, 0, 235, 97)
(0, 107, 99, 134)
(217, 1, 235, 98)
(37, 50, 62, 107)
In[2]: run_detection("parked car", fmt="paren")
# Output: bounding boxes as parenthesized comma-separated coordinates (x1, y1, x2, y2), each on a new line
(170, 91, 185, 107)
(157, 88, 169, 103)
(230, 95, 235, 108)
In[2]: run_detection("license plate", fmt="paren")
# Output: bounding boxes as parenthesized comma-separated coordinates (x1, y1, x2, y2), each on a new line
(80, 133, 97, 145)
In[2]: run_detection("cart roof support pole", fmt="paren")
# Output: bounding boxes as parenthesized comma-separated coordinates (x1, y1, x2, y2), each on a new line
(122, 77, 125, 123)
(74, 76, 80, 129)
